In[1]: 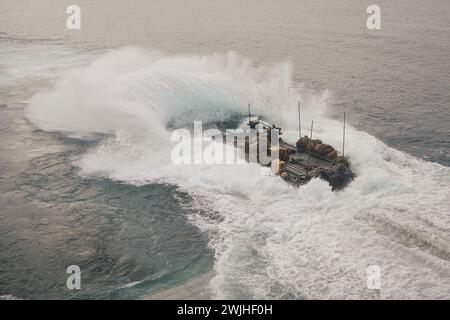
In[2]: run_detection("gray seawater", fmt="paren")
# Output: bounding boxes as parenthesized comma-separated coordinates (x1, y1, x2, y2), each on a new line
(0, 78, 213, 299)
(0, 0, 450, 299)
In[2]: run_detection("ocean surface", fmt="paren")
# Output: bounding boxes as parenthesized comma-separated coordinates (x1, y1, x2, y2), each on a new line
(0, 0, 449, 299)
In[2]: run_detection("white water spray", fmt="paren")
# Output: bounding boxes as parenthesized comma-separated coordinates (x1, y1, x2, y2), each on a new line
(25, 47, 450, 299)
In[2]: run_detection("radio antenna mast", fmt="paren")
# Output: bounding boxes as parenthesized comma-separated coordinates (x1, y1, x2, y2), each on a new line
(298, 100, 301, 139)
(342, 112, 346, 157)
(306, 120, 314, 177)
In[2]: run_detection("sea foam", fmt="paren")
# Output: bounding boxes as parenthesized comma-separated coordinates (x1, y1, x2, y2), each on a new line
(25, 47, 450, 299)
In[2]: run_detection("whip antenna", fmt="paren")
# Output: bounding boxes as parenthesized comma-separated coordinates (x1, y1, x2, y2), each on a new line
(343, 112, 346, 157)
(298, 100, 301, 139)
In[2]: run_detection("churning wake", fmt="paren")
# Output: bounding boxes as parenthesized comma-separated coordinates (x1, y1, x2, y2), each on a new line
(25, 47, 450, 299)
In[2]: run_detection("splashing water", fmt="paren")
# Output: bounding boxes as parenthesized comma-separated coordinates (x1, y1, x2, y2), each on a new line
(25, 47, 450, 299)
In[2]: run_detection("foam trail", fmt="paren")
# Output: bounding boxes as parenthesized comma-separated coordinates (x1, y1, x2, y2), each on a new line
(26, 47, 450, 299)
(0, 41, 92, 89)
